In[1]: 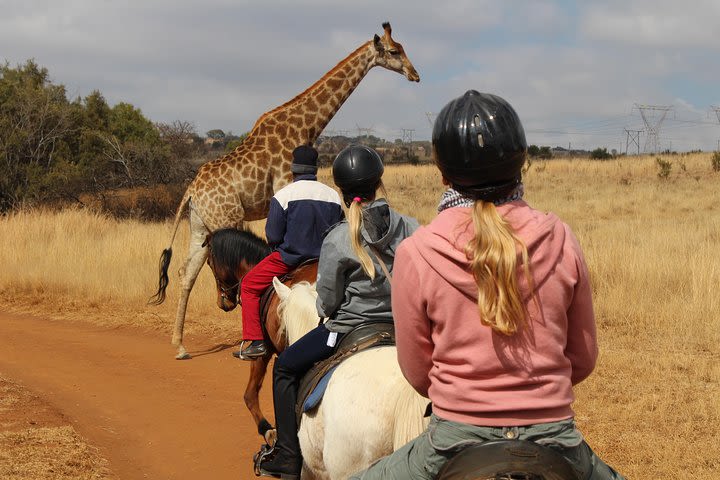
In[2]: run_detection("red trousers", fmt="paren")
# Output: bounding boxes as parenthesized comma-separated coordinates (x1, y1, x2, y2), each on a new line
(240, 251, 292, 340)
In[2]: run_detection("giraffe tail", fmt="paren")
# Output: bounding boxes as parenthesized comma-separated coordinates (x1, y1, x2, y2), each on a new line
(148, 186, 192, 305)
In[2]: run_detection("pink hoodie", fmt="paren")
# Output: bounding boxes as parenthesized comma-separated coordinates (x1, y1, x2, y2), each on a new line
(392, 200, 597, 427)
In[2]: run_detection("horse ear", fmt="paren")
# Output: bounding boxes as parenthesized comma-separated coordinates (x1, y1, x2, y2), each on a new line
(273, 277, 291, 301)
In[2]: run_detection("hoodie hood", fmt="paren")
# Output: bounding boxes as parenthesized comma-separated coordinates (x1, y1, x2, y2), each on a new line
(413, 200, 566, 301)
(360, 198, 404, 249)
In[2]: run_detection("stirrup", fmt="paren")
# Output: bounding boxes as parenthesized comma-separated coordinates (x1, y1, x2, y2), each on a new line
(252, 443, 299, 479)
(253, 443, 300, 480)
(253, 443, 275, 476)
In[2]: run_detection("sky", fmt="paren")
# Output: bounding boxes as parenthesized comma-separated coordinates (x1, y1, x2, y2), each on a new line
(2, 0, 720, 152)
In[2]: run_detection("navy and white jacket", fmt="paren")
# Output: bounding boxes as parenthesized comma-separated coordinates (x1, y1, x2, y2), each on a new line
(266, 174, 344, 267)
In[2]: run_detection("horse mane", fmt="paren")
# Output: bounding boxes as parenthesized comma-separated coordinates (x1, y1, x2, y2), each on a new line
(276, 281, 319, 344)
(209, 228, 270, 268)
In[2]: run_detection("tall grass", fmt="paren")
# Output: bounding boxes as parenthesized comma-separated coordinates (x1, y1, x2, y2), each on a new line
(1, 152, 719, 477)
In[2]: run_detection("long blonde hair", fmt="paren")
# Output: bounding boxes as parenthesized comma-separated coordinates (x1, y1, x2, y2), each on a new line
(465, 200, 533, 335)
(346, 181, 387, 280)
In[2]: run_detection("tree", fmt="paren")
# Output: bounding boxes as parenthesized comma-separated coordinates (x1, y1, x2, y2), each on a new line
(109, 102, 160, 144)
(157, 120, 199, 160)
(0, 59, 192, 211)
(206, 129, 225, 140)
(0, 60, 79, 210)
(528, 145, 552, 159)
(77, 90, 112, 178)
(590, 147, 613, 160)
(224, 131, 249, 152)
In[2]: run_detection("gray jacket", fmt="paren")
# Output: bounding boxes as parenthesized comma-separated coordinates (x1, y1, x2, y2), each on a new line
(316, 199, 419, 333)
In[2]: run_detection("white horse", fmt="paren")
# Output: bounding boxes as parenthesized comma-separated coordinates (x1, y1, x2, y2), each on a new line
(272, 278, 429, 480)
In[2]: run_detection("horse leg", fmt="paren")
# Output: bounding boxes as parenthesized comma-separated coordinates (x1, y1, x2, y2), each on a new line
(172, 210, 209, 359)
(244, 355, 276, 444)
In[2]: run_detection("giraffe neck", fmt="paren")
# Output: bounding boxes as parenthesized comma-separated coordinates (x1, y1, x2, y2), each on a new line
(248, 42, 376, 146)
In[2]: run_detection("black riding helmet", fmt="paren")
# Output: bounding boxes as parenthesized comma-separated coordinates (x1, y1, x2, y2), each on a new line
(432, 90, 527, 201)
(332, 145, 384, 206)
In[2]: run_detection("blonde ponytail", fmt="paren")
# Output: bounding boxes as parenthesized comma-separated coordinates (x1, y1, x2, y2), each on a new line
(465, 200, 533, 335)
(348, 200, 376, 279)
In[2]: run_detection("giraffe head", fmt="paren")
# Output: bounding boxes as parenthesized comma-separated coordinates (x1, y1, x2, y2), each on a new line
(371, 22, 420, 82)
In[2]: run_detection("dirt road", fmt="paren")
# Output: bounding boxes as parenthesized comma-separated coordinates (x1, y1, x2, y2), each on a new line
(0, 310, 272, 479)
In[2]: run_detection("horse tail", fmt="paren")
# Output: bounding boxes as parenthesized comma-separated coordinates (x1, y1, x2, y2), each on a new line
(148, 186, 192, 305)
(392, 380, 429, 450)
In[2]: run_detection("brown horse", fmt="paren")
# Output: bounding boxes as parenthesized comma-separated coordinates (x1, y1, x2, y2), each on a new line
(202, 227, 317, 442)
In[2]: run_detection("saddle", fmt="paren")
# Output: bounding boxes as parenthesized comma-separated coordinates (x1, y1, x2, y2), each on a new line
(435, 439, 580, 480)
(295, 320, 396, 424)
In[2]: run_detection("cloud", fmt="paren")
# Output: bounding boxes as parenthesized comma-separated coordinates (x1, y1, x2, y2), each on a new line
(580, 1, 720, 48)
(2, 0, 719, 151)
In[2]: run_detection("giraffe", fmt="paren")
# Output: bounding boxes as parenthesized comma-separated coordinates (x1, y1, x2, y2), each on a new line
(150, 22, 420, 359)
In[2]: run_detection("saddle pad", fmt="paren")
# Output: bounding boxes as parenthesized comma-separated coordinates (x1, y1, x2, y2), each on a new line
(302, 365, 338, 413)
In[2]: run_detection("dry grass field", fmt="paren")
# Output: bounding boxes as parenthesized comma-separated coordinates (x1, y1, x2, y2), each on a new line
(1, 152, 719, 478)
(0, 375, 110, 480)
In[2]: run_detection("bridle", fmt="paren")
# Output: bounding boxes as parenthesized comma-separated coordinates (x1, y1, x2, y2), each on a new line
(206, 241, 242, 305)
(218, 278, 241, 305)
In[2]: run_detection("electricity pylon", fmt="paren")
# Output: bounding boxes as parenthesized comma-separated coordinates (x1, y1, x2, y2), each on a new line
(425, 112, 436, 128)
(634, 104, 673, 153)
(401, 128, 415, 143)
(624, 129, 642, 155)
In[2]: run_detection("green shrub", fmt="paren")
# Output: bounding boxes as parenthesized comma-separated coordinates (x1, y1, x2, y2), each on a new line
(590, 148, 613, 160)
(656, 157, 672, 179)
(712, 151, 720, 172)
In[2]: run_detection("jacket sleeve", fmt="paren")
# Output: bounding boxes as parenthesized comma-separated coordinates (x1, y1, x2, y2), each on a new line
(392, 239, 433, 397)
(564, 233, 598, 385)
(265, 197, 286, 248)
(315, 233, 349, 318)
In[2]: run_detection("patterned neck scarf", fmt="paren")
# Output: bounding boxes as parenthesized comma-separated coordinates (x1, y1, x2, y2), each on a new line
(437, 183, 524, 213)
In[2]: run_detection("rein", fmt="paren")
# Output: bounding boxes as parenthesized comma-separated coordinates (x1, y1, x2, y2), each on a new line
(219, 279, 241, 303)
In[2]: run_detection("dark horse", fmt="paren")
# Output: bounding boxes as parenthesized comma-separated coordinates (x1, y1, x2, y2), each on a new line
(202, 227, 318, 443)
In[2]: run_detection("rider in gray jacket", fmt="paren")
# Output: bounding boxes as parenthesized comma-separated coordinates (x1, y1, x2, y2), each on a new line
(317, 197, 418, 333)
(257, 145, 418, 480)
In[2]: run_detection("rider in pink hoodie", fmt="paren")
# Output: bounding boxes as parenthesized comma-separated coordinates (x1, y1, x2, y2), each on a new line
(351, 91, 624, 480)
(394, 199, 597, 427)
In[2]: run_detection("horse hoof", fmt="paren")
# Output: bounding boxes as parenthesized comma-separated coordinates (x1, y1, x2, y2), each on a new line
(175, 352, 192, 360)
(264, 428, 277, 447)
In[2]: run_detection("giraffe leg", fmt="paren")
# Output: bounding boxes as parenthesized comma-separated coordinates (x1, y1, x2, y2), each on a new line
(172, 211, 209, 360)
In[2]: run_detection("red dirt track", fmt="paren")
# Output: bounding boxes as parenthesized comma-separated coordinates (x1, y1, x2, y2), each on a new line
(0, 310, 271, 479)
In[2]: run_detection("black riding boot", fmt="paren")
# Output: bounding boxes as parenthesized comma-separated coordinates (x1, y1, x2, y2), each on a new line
(258, 361, 302, 479)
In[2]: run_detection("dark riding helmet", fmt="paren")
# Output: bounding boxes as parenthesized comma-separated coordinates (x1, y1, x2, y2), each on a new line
(332, 145, 384, 206)
(432, 90, 527, 201)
